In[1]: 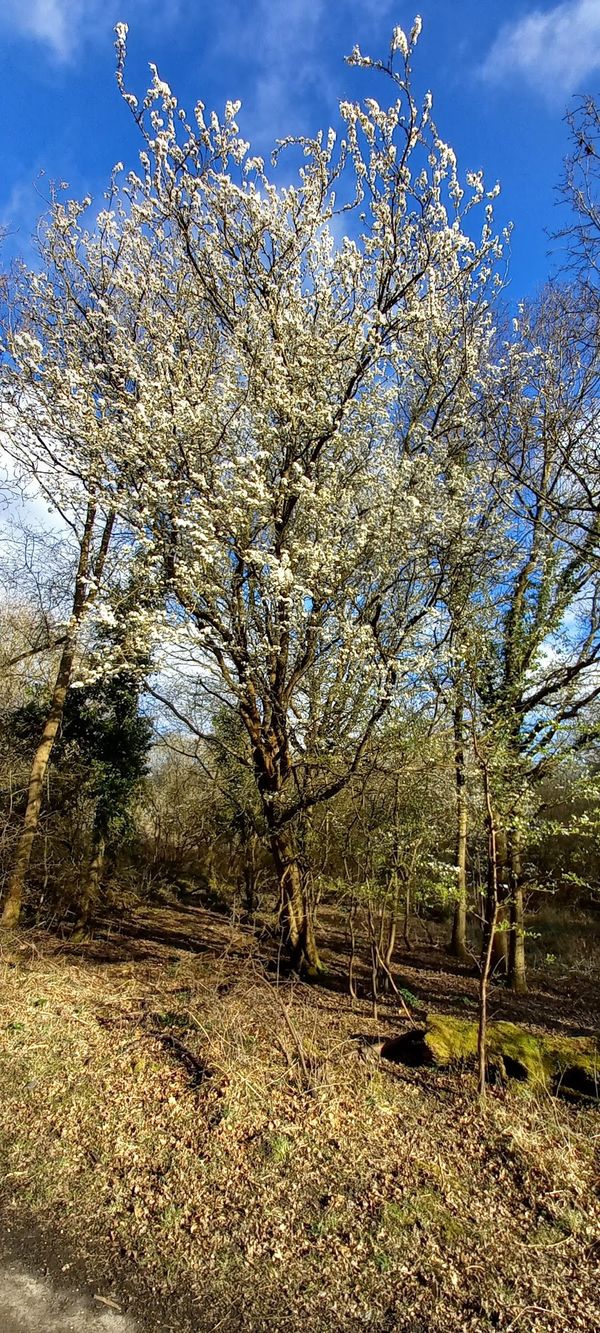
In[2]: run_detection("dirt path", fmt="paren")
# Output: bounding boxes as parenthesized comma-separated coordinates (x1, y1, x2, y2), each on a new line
(0, 1262, 137, 1333)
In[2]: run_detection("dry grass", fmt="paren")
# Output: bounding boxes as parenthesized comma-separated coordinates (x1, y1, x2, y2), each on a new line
(527, 903, 600, 977)
(0, 925, 599, 1333)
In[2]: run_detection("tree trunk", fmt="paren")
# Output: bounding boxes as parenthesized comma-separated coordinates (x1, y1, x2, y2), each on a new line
(490, 904, 508, 974)
(402, 872, 412, 951)
(1, 502, 113, 930)
(242, 694, 322, 975)
(475, 735, 500, 1100)
(449, 700, 469, 961)
(77, 825, 107, 933)
(384, 870, 400, 968)
(270, 827, 322, 976)
(243, 833, 258, 915)
(479, 881, 498, 1102)
(348, 898, 358, 1001)
(1, 638, 76, 927)
(487, 827, 508, 977)
(507, 830, 527, 993)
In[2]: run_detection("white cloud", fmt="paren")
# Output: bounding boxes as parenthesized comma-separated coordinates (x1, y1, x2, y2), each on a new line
(482, 0, 600, 101)
(211, 0, 327, 143)
(1, 0, 100, 61)
(0, 0, 181, 63)
(250, 0, 326, 139)
(213, 0, 394, 146)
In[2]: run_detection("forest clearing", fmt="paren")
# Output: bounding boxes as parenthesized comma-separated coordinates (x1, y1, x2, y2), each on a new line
(0, 897, 599, 1333)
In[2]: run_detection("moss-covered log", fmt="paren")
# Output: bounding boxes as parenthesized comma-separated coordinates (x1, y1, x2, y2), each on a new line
(383, 1015, 599, 1099)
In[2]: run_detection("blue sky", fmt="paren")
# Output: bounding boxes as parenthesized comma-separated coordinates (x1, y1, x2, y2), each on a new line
(1, 1, 599, 301)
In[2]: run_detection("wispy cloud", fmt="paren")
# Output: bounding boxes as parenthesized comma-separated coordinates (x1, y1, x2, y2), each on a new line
(0, 0, 181, 63)
(1, 0, 101, 61)
(234, 0, 326, 141)
(213, 0, 395, 146)
(0, 176, 52, 266)
(482, 0, 600, 101)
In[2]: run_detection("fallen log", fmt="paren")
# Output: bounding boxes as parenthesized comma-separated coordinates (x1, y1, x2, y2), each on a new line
(379, 1015, 599, 1099)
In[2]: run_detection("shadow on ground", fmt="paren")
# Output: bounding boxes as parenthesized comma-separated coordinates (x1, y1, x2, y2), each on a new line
(43, 895, 599, 1041)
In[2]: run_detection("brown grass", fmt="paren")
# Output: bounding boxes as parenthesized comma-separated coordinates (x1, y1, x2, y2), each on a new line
(0, 922, 599, 1333)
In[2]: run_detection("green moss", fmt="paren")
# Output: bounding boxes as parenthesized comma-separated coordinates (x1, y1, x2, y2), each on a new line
(382, 1191, 463, 1243)
(424, 1015, 478, 1064)
(304, 958, 329, 981)
(417, 1015, 599, 1098)
(529, 1209, 586, 1249)
(489, 1023, 547, 1084)
(543, 1033, 600, 1089)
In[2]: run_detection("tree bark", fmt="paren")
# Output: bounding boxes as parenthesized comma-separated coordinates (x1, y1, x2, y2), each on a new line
(1, 638, 76, 927)
(450, 700, 469, 960)
(77, 825, 107, 933)
(243, 832, 258, 915)
(348, 898, 358, 1001)
(1, 503, 113, 930)
(402, 872, 412, 951)
(479, 878, 498, 1101)
(487, 827, 508, 977)
(507, 829, 527, 993)
(384, 870, 400, 968)
(474, 734, 500, 1100)
(490, 904, 508, 975)
(270, 826, 322, 976)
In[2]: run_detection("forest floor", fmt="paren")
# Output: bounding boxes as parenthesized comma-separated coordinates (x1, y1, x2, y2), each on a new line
(0, 897, 598, 1333)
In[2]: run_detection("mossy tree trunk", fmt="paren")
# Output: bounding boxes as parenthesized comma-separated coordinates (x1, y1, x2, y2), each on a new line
(491, 904, 509, 974)
(409, 1014, 600, 1100)
(1, 505, 114, 930)
(1, 639, 77, 928)
(77, 822, 107, 933)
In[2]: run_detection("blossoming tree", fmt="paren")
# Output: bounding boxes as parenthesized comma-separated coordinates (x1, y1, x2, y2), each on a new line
(3, 20, 505, 968)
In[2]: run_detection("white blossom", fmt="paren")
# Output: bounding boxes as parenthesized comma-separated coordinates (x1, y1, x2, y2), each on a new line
(3, 28, 513, 879)
(392, 27, 409, 58)
(410, 16, 423, 47)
